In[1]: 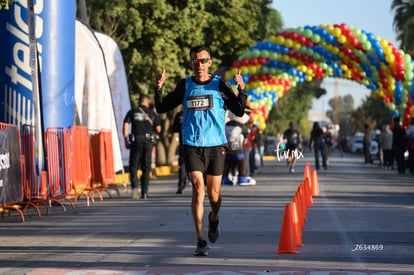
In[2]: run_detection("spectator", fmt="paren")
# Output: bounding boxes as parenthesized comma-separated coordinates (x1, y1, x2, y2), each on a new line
(255, 129, 265, 167)
(380, 124, 393, 170)
(392, 116, 407, 175)
(309, 122, 327, 170)
(283, 122, 300, 173)
(363, 123, 373, 163)
(172, 110, 189, 194)
(222, 111, 255, 186)
(406, 118, 414, 175)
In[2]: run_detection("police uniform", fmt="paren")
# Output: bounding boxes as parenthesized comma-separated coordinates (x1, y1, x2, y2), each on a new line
(123, 105, 161, 198)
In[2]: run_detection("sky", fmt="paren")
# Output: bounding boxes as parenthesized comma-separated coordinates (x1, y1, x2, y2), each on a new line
(271, 0, 399, 117)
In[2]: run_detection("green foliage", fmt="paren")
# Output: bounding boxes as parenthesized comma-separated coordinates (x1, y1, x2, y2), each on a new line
(391, 0, 414, 56)
(82, 0, 285, 164)
(350, 95, 393, 133)
(326, 94, 355, 138)
(266, 80, 326, 136)
(83, 0, 281, 100)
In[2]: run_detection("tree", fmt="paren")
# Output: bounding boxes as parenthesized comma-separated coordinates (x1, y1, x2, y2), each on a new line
(326, 94, 355, 138)
(83, 0, 281, 97)
(350, 94, 392, 134)
(82, 0, 283, 165)
(391, 0, 414, 56)
(266, 80, 326, 136)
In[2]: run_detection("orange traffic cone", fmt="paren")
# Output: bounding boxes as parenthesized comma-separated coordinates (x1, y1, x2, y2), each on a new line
(303, 178, 313, 207)
(311, 169, 320, 196)
(277, 204, 299, 254)
(293, 194, 304, 228)
(304, 162, 311, 186)
(290, 201, 303, 246)
(297, 185, 307, 220)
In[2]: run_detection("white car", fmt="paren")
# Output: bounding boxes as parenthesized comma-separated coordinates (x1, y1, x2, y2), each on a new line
(351, 136, 378, 156)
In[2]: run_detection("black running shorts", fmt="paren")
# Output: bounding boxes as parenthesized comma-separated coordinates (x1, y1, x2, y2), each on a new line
(183, 145, 227, 175)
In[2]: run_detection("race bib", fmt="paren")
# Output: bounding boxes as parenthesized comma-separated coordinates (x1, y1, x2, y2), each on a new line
(186, 95, 213, 111)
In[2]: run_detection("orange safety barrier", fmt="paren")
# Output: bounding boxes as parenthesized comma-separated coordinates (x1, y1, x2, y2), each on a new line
(69, 126, 99, 205)
(44, 128, 75, 210)
(21, 124, 49, 216)
(0, 122, 25, 222)
(89, 129, 120, 198)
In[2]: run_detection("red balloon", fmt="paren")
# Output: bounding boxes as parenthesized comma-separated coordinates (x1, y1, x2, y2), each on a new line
(290, 31, 299, 40)
(232, 60, 241, 68)
(297, 35, 305, 45)
(241, 58, 250, 66)
(340, 23, 349, 30)
(250, 58, 259, 65)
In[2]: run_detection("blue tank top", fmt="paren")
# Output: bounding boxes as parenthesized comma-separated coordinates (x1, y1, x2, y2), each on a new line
(182, 75, 227, 147)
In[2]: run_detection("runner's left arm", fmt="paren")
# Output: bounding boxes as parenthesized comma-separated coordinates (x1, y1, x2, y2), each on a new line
(220, 79, 247, 117)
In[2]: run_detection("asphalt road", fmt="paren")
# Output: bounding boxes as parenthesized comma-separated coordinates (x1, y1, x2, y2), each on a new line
(0, 150, 413, 275)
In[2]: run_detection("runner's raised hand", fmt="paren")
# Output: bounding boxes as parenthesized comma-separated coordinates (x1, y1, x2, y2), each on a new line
(233, 69, 244, 90)
(156, 68, 166, 90)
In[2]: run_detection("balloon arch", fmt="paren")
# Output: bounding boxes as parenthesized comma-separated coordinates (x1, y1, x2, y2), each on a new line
(224, 23, 414, 129)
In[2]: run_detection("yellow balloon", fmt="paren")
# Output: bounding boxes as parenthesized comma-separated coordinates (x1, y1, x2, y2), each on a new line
(275, 36, 285, 45)
(383, 45, 392, 55)
(338, 35, 346, 44)
(247, 65, 256, 74)
(224, 71, 231, 80)
(231, 67, 238, 76)
(386, 54, 395, 64)
(333, 27, 341, 37)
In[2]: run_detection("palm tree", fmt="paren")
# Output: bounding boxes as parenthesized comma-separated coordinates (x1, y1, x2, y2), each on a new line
(391, 0, 414, 57)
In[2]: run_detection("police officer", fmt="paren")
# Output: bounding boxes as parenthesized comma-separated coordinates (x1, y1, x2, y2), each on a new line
(123, 95, 161, 200)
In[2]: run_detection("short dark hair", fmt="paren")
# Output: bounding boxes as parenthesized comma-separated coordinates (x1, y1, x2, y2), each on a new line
(189, 45, 211, 58)
(139, 94, 149, 105)
(393, 116, 400, 123)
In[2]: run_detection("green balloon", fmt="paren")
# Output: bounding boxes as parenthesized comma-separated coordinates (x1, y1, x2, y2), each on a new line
(261, 50, 270, 58)
(312, 34, 321, 43)
(252, 49, 261, 57)
(261, 66, 269, 74)
(304, 29, 313, 38)
(269, 52, 278, 60)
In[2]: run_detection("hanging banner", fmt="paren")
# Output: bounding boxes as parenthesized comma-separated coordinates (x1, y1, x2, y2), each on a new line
(75, 21, 124, 172)
(0, 0, 76, 130)
(0, 127, 23, 205)
(95, 31, 131, 168)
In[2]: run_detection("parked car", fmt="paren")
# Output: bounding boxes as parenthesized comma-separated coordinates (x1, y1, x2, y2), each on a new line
(351, 135, 378, 161)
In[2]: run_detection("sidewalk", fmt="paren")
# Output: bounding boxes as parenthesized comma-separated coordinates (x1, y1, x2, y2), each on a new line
(0, 151, 413, 275)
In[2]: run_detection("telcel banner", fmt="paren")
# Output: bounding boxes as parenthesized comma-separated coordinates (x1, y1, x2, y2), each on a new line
(0, 127, 22, 205)
(0, 0, 76, 129)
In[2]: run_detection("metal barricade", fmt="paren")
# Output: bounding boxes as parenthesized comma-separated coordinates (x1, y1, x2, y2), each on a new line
(90, 129, 120, 198)
(69, 126, 98, 205)
(21, 124, 49, 216)
(45, 128, 75, 210)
